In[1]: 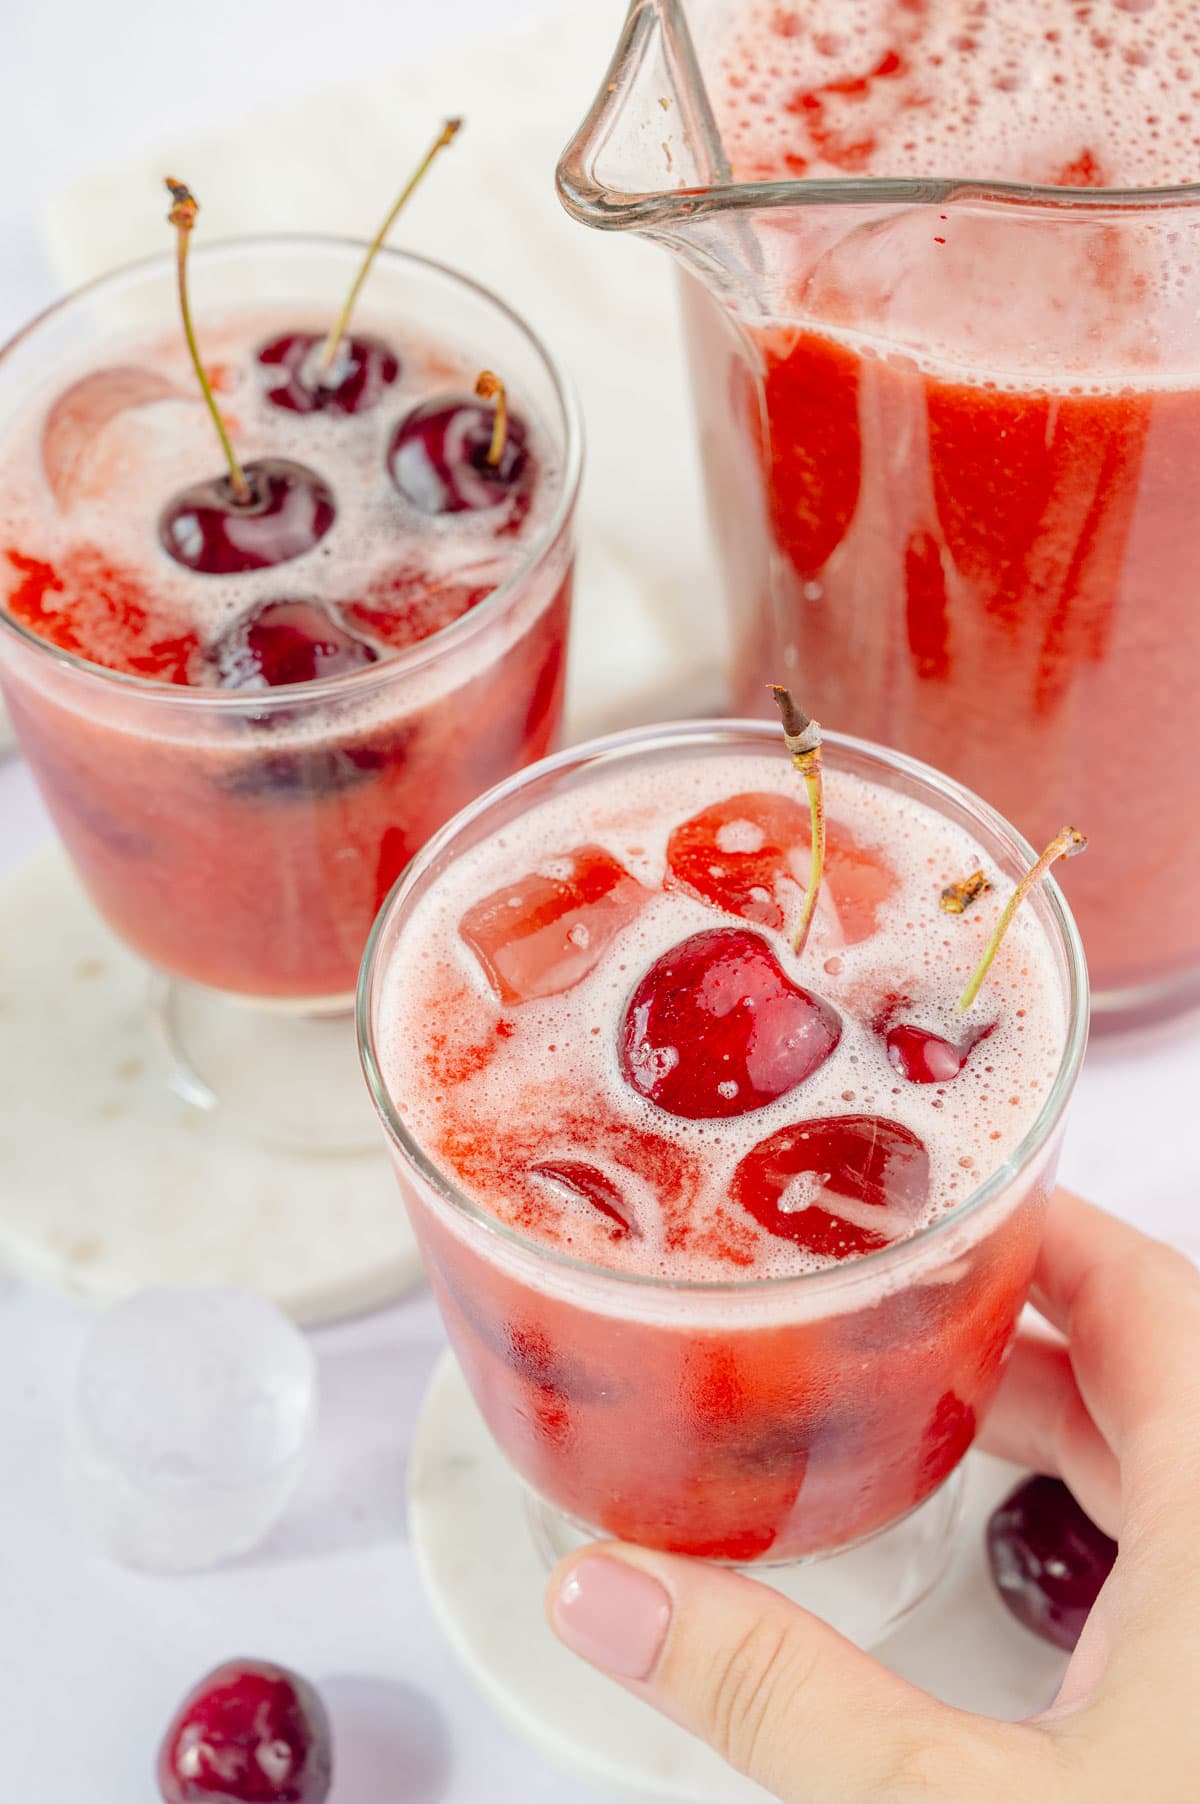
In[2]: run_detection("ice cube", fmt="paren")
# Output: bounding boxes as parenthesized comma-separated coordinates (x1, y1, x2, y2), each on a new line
(459, 844, 649, 1003)
(64, 1287, 317, 1574)
(42, 365, 181, 508)
(667, 790, 896, 943)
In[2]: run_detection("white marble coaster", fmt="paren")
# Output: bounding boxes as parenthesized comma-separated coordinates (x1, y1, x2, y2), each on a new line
(409, 1353, 1070, 1804)
(0, 847, 421, 1325)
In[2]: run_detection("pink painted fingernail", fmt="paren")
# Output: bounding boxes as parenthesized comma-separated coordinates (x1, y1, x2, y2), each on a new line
(551, 1554, 672, 1680)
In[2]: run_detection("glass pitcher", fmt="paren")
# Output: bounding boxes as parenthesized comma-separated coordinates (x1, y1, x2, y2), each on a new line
(558, 0, 1200, 1027)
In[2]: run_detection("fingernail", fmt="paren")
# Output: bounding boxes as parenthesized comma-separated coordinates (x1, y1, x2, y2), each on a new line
(551, 1554, 672, 1680)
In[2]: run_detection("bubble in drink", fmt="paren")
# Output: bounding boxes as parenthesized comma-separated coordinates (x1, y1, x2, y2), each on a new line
(64, 1287, 317, 1573)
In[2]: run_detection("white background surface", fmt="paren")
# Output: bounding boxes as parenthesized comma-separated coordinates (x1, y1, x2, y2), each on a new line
(2, 1, 1199, 1798)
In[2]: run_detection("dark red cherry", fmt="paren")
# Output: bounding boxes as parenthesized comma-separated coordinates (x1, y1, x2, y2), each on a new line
(210, 599, 378, 690)
(157, 1658, 332, 1803)
(531, 1160, 640, 1239)
(257, 331, 400, 416)
(387, 395, 530, 515)
(620, 927, 841, 1120)
(731, 1115, 930, 1259)
(875, 995, 995, 1084)
(987, 1474, 1117, 1651)
(160, 458, 335, 575)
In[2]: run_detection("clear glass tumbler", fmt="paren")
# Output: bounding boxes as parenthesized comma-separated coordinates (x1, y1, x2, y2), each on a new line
(360, 721, 1088, 1643)
(0, 240, 581, 1148)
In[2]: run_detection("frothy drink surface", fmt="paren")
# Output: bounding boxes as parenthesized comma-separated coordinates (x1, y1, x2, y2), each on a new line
(0, 304, 558, 694)
(380, 752, 1067, 1283)
(716, 0, 1200, 188)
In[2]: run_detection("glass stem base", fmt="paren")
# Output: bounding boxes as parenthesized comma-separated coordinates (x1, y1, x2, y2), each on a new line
(147, 973, 380, 1155)
(525, 1470, 965, 1653)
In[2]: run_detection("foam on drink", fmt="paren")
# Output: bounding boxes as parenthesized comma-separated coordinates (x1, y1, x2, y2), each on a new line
(715, 0, 1200, 189)
(378, 750, 1069, 1283)
(0, 303, 560, 727)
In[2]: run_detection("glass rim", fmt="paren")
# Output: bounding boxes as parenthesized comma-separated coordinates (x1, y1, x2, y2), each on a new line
(0, 233, 584, 711)
(358, 718, 1090, 1298)
(556, 0, 1200, 234)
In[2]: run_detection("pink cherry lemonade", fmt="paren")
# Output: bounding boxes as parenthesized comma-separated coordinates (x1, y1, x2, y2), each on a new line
(0, 270, 571, 1001)
(370, 728, 1078, 1561)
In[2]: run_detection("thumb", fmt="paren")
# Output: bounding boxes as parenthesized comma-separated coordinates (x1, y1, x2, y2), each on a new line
(547, 1545, 1061, 1803)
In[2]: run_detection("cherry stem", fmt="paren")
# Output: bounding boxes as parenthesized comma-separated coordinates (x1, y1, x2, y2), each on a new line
(771, 684, 825, 956)
(941, 869, 992, 915)
(165, 179, 250, 504)
(475, 370, 508, 467)
(319, 118, 463, 376)
(959, 827, 1087, 1011)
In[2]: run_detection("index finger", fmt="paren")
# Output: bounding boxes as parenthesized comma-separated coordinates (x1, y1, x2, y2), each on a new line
(1030, 1190, 1200, 1499)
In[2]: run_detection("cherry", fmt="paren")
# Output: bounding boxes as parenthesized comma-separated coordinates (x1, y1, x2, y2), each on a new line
(730, 1114, 930, 1259)
(157, 1658, 332, 1804)
(387, 394, 530, 516)
(209, 599, 378, 690)
(874, 996, 996, 1084)
(987, 1474, 1117, 1651)
(620, 927, 841, 1120)
(257, 331, 399, 415)
(531, 1160, 640, 1238)
(159, 458, 336, 576)
(158, 185, 337, 579)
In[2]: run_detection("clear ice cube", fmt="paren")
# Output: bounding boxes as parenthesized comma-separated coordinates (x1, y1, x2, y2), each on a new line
(41, 365, 181, 508)
(459, 844, 649, 1003)
(64, 1287, 317, 1574)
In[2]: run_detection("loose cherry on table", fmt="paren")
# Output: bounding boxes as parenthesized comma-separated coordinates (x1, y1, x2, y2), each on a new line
(620, 926, 841, 1120)
(388, 376, 530, 517)
(987, 1474, 1117, 1651)
(730, 1113, 930, 1259)
(157, 1659, 332, 1804)
(209, 599, 379, 690)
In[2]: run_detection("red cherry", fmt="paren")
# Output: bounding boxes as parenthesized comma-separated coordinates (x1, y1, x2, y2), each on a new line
(530, 1160, 640, 1239)
(875, 995, 995, 1084)
(257, 331, 399, 416)
(209, 600, 379, 690)
(620, 928, 841, 1120)
(159, 458, 335, 575)
(157, 1659, 332, 1804)
(387, 396, 530, 516)
(987, 1474, 1117, 1651)
(731, 1114, 930, 1258)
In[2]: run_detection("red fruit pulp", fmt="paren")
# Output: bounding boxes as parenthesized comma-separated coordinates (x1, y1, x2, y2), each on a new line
(619, 927, 841, 1119)
(157, 1659, 332, 1804)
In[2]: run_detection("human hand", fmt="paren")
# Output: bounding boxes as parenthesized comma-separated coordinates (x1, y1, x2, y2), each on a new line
(545, 1190, 1200, 1801)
